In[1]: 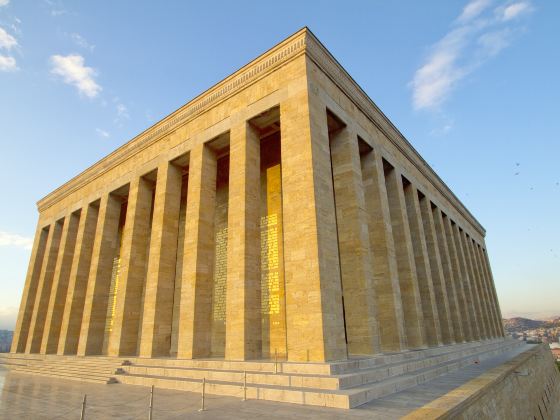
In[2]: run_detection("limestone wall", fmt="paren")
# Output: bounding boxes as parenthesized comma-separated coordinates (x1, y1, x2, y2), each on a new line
(406, 344, 560, 419)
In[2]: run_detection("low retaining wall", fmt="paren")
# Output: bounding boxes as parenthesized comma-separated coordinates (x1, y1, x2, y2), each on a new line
(405, 343, 560, 419)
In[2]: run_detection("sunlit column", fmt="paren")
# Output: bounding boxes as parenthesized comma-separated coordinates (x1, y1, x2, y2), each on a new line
(108, 177, 153, 356)
(57, 202, 99, 355)
(140, 161, 183, 357)
(11, 223, 49, 353)
(177, 143, 217, 359)
(77, 193, 122, 356)
(330, 127, 379, 355)
(40, 212, 80, 354)
(280, 91, 347, 362)
(26, 219, 64, 353)
(225, 121, 262, 360)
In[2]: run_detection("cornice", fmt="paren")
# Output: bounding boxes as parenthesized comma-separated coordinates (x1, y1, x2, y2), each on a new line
(303, 30, 485, 236)
(37, 28, 308, 212)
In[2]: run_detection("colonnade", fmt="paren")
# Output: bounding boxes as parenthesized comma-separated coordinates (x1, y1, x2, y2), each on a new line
(11, 98, 504, 363)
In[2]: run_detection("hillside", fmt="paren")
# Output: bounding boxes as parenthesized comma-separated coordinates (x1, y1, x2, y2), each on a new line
(503, 317, 560, 333)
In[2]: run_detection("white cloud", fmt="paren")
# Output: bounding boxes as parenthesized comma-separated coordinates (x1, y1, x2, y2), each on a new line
(116, 103, 129, 119)
(500, 1, 533, 21)
(478, 29, 513, 57)
(50, 54, 102, 98)
(70, 33, 95, 52)
(0, 27, 18, 50)
(0, 54, 17, 71)
(0, 0, 9, 7)
(0, 231, 33, 250)
(96, 128, 110, 138)
(458, 0, 491, 23)
(411, 0, 533, 111)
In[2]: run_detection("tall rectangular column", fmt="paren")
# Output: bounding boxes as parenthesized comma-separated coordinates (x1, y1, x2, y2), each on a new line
(57, 202, 99, 354)
(442, 214, 473, 341)
(40, 212, 80, 354)
(330, 128, 379, 355)
(108, 177, 153, 356)
(26, 219, 64, 353)
(11, 224, 49, 353)
(474, 243, 500, 337)
(403, 183, 441, 347)
(140, 161, 183, 357)
(432, 207, 464, 343)
(361, 150, 406, 352)
(471, 240, 498, 337)
(481, 247, 505, 336)
(461, 230, 490, 338)
(177, 143, 217, 359)
(418, 194, 454, 344)
(140, 162, 182, 357)
(451, 222, 482, 341)
(384, 168, 426, 349)
(77, 193, 122, 356)
(280, 88, 347, 362)
(225, 121, 262, 360)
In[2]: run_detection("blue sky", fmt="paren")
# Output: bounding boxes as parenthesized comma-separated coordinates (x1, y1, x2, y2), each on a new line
(0, 0, 558, 329)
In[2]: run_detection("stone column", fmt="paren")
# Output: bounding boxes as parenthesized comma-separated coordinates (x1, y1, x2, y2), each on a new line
(225, 121, 262, 360)
(57, 202, 99, 355)
(481, 247, 505, 336)
(442, 215, 473, 342)
(330, 128, 379, 355)
(279, 89, 347, 362)
(403, 183, 441, 347)
(462, 231, 490, 339)
(77, 193, 122, 356)
(418, 195, 454, 344)
(108, 177, 153, 356)
(40, 212, 80, 354)
(451, 222, 482, 341)
(472, 241, 499, 337)
(11, 224, 49, 353)
(470, 237, 495, 337)
(140, 161, 183, 357)
(177, 143, 217, 359)
(361, 150, 406, 352)
(26, 219, 64, 353)
(384, 169, 426, 349)
(432, 207, 464, 343)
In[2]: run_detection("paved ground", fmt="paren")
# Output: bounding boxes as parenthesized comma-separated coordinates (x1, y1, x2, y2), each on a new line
(0, 343, 532, 419)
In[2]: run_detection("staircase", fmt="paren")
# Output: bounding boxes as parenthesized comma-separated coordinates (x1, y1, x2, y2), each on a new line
(0, 339, 525, 408)
(117, 338, 524, 408)
(0, 353, 123, 384)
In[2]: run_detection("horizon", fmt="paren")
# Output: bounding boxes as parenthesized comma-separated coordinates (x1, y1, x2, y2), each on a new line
(1, 0, 559, 330)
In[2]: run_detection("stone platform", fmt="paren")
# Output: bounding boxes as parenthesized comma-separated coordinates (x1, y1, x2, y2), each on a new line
(0, 339, 527, 409)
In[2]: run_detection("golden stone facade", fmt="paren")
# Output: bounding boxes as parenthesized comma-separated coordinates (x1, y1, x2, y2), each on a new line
(11, 28, 505, 364)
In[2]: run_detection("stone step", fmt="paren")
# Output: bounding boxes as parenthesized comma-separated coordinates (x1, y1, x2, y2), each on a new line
(6, 360, 121, 374)
(8, 366, 118, 384)
(0, 355, 124, 368)
(119, 339, 515, 391)
(344, 340, 524, 407)
(116, 339, 523, 408)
